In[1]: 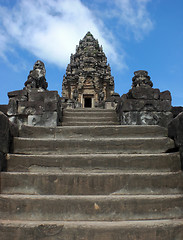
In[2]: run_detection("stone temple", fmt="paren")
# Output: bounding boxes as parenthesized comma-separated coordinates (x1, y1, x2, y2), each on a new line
(0, 32, 183, 239)
(62, 32, 115, 108)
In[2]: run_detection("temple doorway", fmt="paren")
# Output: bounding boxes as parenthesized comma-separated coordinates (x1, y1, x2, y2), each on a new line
(84, 98, 92, 108)
(83, 94, 94, 108)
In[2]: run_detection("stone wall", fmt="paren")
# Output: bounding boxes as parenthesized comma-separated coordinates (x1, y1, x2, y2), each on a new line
(0, 112, 18, 171)
(168, 112, 183, 170)
(7, 90, 61, 127)
(117, 70, 173, 127)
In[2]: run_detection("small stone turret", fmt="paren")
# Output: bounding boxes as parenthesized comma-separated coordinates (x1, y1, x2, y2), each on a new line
(62, 32, 115, 108)
(132, 70, 153, 88)
(24, 60, 48, 91)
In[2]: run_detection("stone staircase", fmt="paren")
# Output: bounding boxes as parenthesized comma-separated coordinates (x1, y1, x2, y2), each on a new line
(0, 109, 183, 239)
(62, 109, 119, 126)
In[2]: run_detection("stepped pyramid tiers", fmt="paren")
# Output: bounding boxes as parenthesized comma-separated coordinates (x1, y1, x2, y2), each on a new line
(62, 32, 116, 108)
(117, 70, 173, 126)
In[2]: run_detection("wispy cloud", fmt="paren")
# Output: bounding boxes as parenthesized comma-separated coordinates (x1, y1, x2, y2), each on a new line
(0, 0, 153, 71)
(0, 0, 125, 69)
(0, 29, 9, 61)
(114, 0, 153, 40)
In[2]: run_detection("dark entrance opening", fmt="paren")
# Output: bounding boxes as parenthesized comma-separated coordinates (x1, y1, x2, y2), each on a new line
(84, 98, 92, 108)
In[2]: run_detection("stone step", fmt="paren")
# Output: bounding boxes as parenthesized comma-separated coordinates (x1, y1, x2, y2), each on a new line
(62, 121, 119, 126)
(19, 125, 168, 139)
(64, 109, 116, 113)
(62, 116, 118, 123)
(0, 194, 183, 221)
(7, 153, 181, 173)
(13, 137, 175, 155)
(63, 110, 117, 117)
(0, 219, 183, 240)
(1, 172, 183, 195)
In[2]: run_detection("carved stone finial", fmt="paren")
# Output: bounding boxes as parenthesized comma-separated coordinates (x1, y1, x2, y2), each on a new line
(132, 70, 153, 88)
(24, 60, 48, 90)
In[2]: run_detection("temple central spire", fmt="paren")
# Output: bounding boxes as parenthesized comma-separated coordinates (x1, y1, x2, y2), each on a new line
(62, 32, 115, 108)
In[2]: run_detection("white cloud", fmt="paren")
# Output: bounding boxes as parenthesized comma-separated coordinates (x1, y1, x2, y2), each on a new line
(0, 0, 125, 69)
(114, 0, 153, 40)
(0, 29, 9, 61)
(0, 0, 153, 71)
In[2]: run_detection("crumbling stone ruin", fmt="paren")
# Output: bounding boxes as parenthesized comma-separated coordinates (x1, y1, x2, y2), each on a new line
(7, 60, 60, 127)
(117, 70, 173, 127)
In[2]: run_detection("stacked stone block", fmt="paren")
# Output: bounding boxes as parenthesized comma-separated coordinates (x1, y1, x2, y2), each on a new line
(7, 90, 60, 127)
(117, 70, 173, 126)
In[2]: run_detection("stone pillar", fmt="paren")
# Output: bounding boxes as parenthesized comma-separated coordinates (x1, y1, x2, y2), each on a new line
(117, 70, 173, 127)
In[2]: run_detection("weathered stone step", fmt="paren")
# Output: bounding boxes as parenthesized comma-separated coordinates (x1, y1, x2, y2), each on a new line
(13, 137, 175, 155)
(64, 110, 117, 117)
(62, 116, 118, 123)
(1, 219, 183, 240)
(0, 194, 183, 221)
(7, 153, 181, 172)
(62, 121, 119, 126)
(19, 125, 168, 139)
(1, 172, 183, 195)
(64, 109, 115, 113)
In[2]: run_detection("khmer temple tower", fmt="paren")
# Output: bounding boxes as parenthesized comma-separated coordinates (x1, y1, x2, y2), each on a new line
(62, 32, 115, 108)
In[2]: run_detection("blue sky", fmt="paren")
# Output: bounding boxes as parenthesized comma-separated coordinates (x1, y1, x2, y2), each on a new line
(0, 0, 183, 106)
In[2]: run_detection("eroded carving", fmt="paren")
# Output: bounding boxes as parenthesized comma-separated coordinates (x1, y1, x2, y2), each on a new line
(24, 60, 48, 90)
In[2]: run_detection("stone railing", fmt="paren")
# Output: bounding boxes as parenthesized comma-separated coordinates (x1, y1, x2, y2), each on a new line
(0, 112, 18, 171)
(168, 112, 183, 170)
